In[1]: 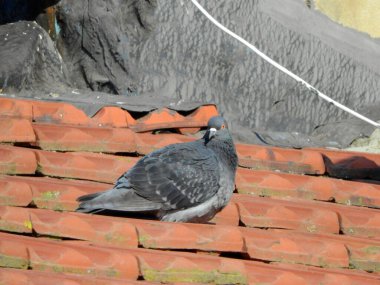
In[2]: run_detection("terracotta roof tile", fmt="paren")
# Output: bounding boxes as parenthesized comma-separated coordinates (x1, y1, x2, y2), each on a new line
(209, 202, 240, 226)
(34, 149, 136, 183)
(131, 247, 248, 284)
(302, 199, 380, 239)
(0, 118, 35, 143)
(236, 144, 325, 174)
(0, 232, 140, 280)
(0, 175, 110, 210)
(260, 262, 380, 285)
(309, 148, 380, 179)
(233, 195, 340, 234)
(0, 178, 33, 207)
(242, 227, 349, 268)
(33, 123, 138, 153)
(0, 97, 380, 283)
(0, 98, 217, 132)
(92, 106, 130, 128)
(0, 268, 153, 285)
(33, 122, 195, 154)
(0, 145, 37, 175)
(269, 230, 380, 272)
(0, 98, 33, 120)
(32, 100, 92, 125)
(135, 132, 194, 155)
(236, 168, 380, 208)
(127, 106, 218, 132)
(29, 208, 138, 248)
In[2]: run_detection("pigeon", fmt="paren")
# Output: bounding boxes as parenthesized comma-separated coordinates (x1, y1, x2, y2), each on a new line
(76, 116, 238, 223)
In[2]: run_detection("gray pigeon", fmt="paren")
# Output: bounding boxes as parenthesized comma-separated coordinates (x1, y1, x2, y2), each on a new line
(76, 116, 238, 223)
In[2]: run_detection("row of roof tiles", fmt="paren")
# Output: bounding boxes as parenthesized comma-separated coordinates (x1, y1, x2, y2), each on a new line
(0, 97, 217, 132)
(1, 173, 380, 239)
(1, 142, 380, 209)
(0, 96, 380, 284)
(2, 117, 325, 175)
(1, 205, 380, 272)
(1, 268, 154, 285)
(0, 230, 379, 284)
(2, 112, 380, 179)
(1, 129, 380, 182)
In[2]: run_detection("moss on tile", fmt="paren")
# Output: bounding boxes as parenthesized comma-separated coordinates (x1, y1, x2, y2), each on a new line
(239, 186, 317, 201)
(306, 224, 318, 233)
(138, 234, 157, 248)
(236, 185, 259, 195)
(35, 263, 122, 278)
(363, 246, 380, 255)
(350, 259, 380, 272)
(0, 221, 30, 233)
(317, 257, 330, 268)
(36, 164, 44, 174)
(40, 191, 61, 201)
(345, 227, 354, 235)
(296, 187, 317, 200)
(142, 268, 247, 284)
(105, 267, 120, 278)
(39, 142, 109, 153)
(258, 188, 289, 198)
(345, 227, 376, 238)
(52, 203, 65, 212)
(0, 195, 14, 206)
(0, 254, 29, 269)
(215, 272, 248, 284)
(51, 265, 88, 275)
(23, 220, 33, 231)
(344, 196, 372, 208)
(33, 191, 66, 211)
(2, 163, 18, 175)
(104, 232, 127, 244)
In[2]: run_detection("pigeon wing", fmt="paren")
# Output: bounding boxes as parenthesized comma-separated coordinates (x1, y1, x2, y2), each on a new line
(121, 141, 221, 210)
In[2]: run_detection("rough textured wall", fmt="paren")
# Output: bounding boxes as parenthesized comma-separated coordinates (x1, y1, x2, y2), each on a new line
(100, 0, 378, 140)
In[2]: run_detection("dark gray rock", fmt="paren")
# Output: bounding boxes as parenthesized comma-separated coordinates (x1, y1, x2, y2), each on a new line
(0, 21, 69, 92)
(55, 0, 152, 95)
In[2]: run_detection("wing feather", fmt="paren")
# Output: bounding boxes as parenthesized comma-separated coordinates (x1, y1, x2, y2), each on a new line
(119, 141, 220, 210)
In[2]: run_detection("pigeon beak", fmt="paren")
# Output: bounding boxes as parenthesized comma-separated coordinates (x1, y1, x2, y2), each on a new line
(208, 128, 217, 140)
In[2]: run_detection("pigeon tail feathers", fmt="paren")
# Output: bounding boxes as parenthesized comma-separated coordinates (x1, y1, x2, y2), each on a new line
(76, 188, 162, 213)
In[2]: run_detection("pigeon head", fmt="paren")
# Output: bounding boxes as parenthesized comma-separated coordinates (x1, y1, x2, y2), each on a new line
(204, 116, 230, 142)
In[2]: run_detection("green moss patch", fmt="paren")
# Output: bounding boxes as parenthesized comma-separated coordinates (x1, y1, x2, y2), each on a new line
(0, 254, 29, 269)
(142, 268, 247, 284)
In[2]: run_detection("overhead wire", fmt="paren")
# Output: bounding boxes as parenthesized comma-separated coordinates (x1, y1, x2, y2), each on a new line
(190, 0, 380, 128)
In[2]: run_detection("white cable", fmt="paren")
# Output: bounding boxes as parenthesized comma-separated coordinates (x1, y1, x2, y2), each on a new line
(190, 0, 380, 128)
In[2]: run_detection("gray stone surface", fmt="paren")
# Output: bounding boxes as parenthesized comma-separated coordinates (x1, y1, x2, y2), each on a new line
(0, 21, 69, 92)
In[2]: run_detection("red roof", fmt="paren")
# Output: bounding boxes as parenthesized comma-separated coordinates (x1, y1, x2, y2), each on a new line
(0, 96, 379, 284)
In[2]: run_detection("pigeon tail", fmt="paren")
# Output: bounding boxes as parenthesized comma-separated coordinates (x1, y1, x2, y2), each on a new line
(77, 192, 103, 203)
(76, 188, 162, 213)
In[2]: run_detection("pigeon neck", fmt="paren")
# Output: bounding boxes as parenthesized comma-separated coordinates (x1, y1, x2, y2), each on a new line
(207, 138, 238, 171)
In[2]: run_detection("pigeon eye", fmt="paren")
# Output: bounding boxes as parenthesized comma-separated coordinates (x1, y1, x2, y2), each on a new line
(221, 124, 225, 129)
